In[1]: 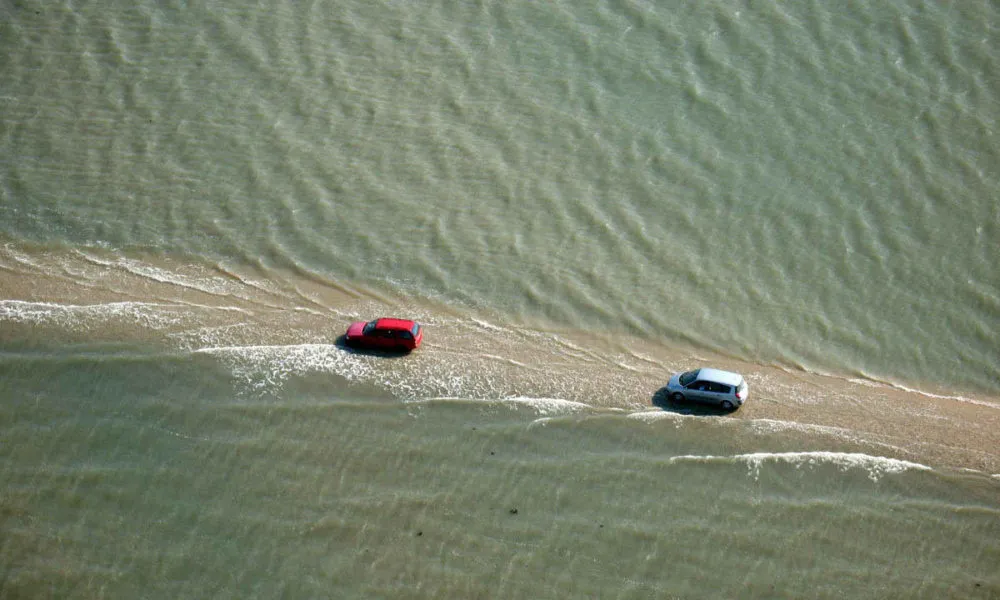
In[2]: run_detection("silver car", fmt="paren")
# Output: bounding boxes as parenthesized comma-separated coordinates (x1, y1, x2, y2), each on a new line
(665, 367, 749, 410)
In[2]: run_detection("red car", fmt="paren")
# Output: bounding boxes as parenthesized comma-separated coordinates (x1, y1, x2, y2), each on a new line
(344, 318, 423, 352)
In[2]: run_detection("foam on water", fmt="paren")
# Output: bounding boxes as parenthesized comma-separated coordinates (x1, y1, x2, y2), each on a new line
(75, 252, 270, 298)
(2, 243, 41, 268)
(469, 318, 504, 332)
(669, 451, 931, 482)
(882, 381, 1000, 410)
(626, 409, 693, 426)
(194, 340, 520, 400)
(848, 373, 999, 408)
(195, 343, 375, 394)
(747, 418, 854, 436)
(3, 246, 998, 472)
(167, 322, 266, 351)
(199, 343, 490, 400)
(500, 396, 592, 416)
(0, 299, 186, 330)
(2, 1, 1000, 595)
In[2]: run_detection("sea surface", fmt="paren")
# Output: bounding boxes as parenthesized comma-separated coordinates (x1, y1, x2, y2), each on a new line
(2, 0, 999, 597)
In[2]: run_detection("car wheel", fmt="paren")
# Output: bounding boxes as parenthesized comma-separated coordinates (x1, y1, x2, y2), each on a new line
(670, 392, 685, 403)
(720, 400, 734, 411)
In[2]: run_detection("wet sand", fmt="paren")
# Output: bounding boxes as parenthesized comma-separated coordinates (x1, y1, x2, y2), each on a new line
(3, 245, 999, 474)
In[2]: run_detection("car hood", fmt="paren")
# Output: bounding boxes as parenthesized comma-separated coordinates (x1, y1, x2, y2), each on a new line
(346, 321, 366, 338)
(666, 373, 681, 390)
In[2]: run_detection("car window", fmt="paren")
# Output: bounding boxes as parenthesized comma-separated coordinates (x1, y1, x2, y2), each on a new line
(399, 331, 413, 340)
(362, 321, 377, 336)
(679, 370, 698, 386)
(709, 382, 731, 394)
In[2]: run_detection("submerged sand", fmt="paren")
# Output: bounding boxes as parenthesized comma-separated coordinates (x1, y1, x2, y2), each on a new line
(3, 245, 998, 474)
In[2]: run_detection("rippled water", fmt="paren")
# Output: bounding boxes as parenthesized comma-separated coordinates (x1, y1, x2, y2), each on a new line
(2, 0, 999, 597)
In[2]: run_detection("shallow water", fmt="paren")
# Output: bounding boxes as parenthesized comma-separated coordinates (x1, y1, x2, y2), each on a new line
(2, 247, 998, 598)
(3, 346, 999, 598)
(2, 0, 999, 597)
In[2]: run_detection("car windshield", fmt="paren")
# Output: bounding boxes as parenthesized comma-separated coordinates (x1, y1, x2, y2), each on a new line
(679, 370, 699, 386)
(362, 321, 378, 336)
(410, 323, 420, 337)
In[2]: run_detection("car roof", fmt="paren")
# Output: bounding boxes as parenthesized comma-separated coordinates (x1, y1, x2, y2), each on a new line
(696, 368, 744, 387)
(374, 318, 418, 331)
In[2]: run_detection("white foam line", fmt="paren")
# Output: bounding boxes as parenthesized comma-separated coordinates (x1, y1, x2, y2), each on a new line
(166, 323, 257, 349)
(0, 300, 187, 327)
(194, 343, 377, 394)
(627, 409, 692, 423)
(72, 250, 125, 268)
(479, 353, 532, 368)
(883, 382, 1000, 409)
(829, 373, 998, 409)
(748, 418, 857, 438)
(1, 299, 248, 327)
(217, 265, 283, 296)
(402, 396, 477, 404)
(72, 251, 244, 297)
(501, 396, 592, 416)
(748, 418, 919, 455)
(118, 261, 233, 295)
(847, 377, 884, 388)
(669, 451, 931, 482)
(193, 343, 341, 356)
(1, 245, 41, 268)
(167, 301, 250, 314)
(1, 300, 170, 310)
(470, 318, 504, 332)
(613, 360, 642, 373)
